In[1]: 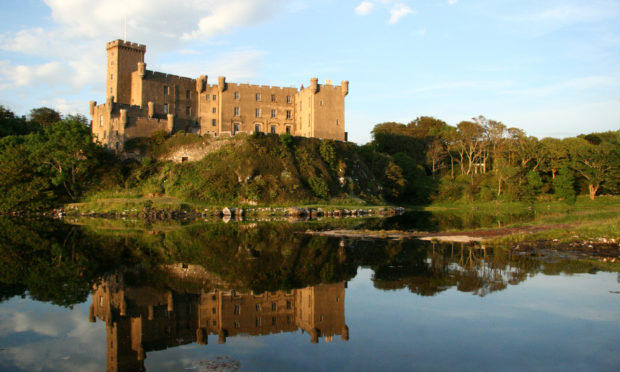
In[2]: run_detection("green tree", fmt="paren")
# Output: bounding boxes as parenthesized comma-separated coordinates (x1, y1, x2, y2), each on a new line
(29, 107, 61, 126)
(566, 137, 619, 200)
(554, 166, 576, 203)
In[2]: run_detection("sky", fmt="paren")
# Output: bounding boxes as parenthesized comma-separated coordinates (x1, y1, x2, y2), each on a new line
(0, 0, 618, 144)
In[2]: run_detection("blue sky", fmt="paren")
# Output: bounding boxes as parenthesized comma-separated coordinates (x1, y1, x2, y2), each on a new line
(0, 0, 618, 144)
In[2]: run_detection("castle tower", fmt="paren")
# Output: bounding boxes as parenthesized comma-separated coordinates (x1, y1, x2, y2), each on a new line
(106, 40, 146, 104)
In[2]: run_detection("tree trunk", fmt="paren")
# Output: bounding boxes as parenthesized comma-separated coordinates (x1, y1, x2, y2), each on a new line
(588, 184, 598, 200)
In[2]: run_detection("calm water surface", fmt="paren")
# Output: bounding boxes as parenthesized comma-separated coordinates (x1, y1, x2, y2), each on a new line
(0, 217, 618, 371)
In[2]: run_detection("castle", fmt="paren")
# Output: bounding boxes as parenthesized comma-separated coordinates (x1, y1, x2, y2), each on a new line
(90, 40, 349, 151)
(90, 266, 349, 371)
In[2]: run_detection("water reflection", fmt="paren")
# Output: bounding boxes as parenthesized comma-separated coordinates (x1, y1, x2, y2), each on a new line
(89, 267, 348, 371)
(0, 218, 618, 371)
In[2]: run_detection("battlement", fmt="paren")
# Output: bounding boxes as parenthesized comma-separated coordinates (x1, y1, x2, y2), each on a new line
(225, 82, 299, 92)
(107, 39, 146, 52)
(144, 70, 195, 84)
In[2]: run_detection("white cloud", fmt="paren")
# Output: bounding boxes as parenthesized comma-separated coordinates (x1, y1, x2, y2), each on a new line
(355, 1, 375, 15)
(448, 0, 458, 5)
(182, 0, 286, 40)
(388, 3, 415, 24)
(160, 49, 267, 82)
(0, 60, 69, 89)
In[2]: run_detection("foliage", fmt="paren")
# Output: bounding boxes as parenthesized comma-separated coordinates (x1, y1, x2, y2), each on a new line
(308, 177, 329, 199)
(554, 166, 576, 203)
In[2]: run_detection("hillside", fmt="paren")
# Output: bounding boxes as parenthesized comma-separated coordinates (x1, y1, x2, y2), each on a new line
(87, 131, 384, 207)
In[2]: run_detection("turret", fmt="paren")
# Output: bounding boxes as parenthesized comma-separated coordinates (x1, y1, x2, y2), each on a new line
(167, 291, 174, 312)
(341, 80, 349, 96)
(106, 96, 114, 114)
(196, 328, 208, 345)
(147, 101, 154, 118)
(218, 76, 226, 92)
(89, 101, 96, 117)
(119, 109, 127, 126)
(196, 75, 207, 93)
(137, 62, 146, 79)
(341, 325, 349, 341)
(310, 77, 319, 94)
(166, 114, 175, 132)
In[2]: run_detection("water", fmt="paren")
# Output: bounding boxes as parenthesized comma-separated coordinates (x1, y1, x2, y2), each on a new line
(0, 218, 618, 371)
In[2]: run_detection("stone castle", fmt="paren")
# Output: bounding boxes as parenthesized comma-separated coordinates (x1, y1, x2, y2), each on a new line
(90, 40, 349, 151)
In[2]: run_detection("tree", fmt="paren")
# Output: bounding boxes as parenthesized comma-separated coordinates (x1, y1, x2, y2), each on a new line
(540, 137, 568, 179)
(29, 107, 61, 126)
(0, 106, 39, 137)
(35, 118, 98, 200)
(554, 166, 576, 203)
(455, 121, 485, 175)
(566, 137, 619, 200)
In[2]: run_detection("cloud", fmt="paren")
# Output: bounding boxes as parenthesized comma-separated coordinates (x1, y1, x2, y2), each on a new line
(355, 1, 375, 15)
(448, 0, 458, 4)
(388, 3, 415, 24)
(160, 49, 267, 82)
(182, 0, 286, 40)
(0, 60, 69, 89)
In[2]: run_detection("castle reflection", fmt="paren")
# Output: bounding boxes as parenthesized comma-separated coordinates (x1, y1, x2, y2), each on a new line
(89, 266, 348, 372)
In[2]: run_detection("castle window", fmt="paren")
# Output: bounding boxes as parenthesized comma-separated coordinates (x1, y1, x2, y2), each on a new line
(163, 86, 169, 96)
(186, 90, 190, 99)
(163, 104, 168, 114)
(271, 302, 276, 311)
(110, 74, 113, 80)
(212, 307, 216, 314)
(205, 95, 209, 101)
(234, 305, 240, 315)
(234, 92, 239, 100)
(186, 106, 191, 115)
(212, 119, 216, 126)
(234, 107, 240, 116)
(256, 304, 261, 311)
(320, 100, 323, 106)
(272, 317, 276, 326)
(336, 119, 339, 125)
(271, 109, 276, 118)
(256, 317, 261, 327)
(254, 124, 261, 133)
(286, 95, 292, 104)
(271, 94, 276, 102)
(255, 108, 261, 118)
(233, 123, 239, 134)
(212, 94, 216, 100)
(212, 107, 216, 114)
(286, 300, 291, 309)
(99, 115, 103, 126)
(286, 110, 292, 120)
(270, 125, 276, 134)
(255, 93, 261, 101)
(234, 321, 240, 329)
(286, 126, 291, 134)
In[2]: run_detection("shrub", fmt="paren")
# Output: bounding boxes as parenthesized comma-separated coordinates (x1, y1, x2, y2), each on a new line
(308, 177, 329, 199)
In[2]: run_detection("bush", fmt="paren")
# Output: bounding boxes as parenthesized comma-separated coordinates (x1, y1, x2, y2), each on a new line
(308, 177, 329, 199)
(554, 166, 576, 203)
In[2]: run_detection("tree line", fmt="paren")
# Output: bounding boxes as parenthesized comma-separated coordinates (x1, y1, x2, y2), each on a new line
(0, 105, 618, 211)
(361, 116, 619, 203)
